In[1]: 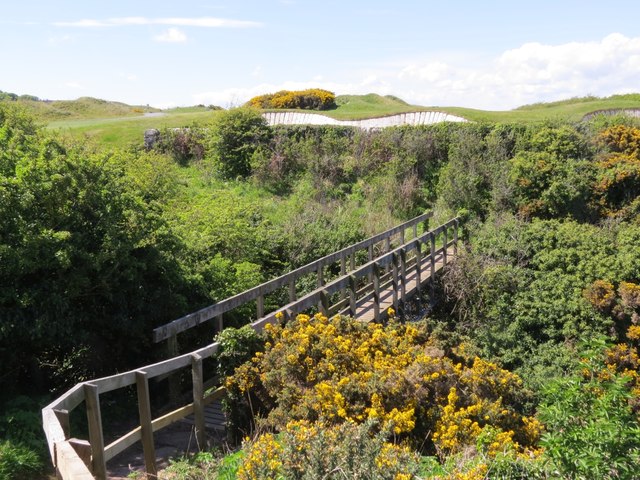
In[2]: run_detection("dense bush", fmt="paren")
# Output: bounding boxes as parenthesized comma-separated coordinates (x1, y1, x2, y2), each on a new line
(247, 89, 336, 111)
(238, 421, 419, 480)
(225, 313, 540, 457)
(539, 339, 640, 479)
(208, 107, 270, 179)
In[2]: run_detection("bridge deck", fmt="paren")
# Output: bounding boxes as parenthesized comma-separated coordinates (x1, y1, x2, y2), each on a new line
(352, 247, 452, 323)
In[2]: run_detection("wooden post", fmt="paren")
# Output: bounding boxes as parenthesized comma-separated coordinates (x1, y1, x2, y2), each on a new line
(215, 314, 223, 333)
(430, 232, 436, 305)
(54, 409, 70, 439)
(319, 289, 329, 316)
(385, 237, 391, 273)
(400, 249, 407, 303)
(350, 252, 356, 272)
(135, 371, 157, 478)
(83, 384, 106, 480)
(317, 260, 324, 288)
(340, 254, 347, 300)
(453, 219, 459, 256)
(289, 280, 296, 303)
(400, 228, 405, 245)
(191, 354, 205, 450)
(167, 334, 180, 407)
(415, 239, 422, 293)
(349, 275, 357, 317)
(256, 294, 264, 319)
(373, 263, 381, 321)
(368, 244, 374, 283)
(413, 223, 418, 239)
(392, 252, 399, 310)
(443, 228, 448, 265)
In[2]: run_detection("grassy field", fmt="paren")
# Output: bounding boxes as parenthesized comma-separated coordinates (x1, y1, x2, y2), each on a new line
(46, 110, 221, 148)
(7, 91, 640, 148)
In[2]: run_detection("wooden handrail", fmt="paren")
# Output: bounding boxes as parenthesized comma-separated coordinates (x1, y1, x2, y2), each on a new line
(42, 215, 458, 480)
(152, 212, 432, 342)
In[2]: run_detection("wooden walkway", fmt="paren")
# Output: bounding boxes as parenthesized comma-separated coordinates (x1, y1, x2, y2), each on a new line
(42, 213, 460, 480)
(353, 247, 452, 322)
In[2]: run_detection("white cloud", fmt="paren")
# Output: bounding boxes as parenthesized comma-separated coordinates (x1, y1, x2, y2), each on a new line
(64, 81, 83, 89)
(388, 33, 640, 109)
(53, 16, 261, 28)
(120, 73, 138, 81)
(154, 28, 188, 43)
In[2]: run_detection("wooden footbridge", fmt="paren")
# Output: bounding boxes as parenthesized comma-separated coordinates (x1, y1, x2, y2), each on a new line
(42, 213, 459, 479)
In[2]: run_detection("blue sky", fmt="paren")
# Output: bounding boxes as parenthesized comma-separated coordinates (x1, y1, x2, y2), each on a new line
(2, 0, 640, 109)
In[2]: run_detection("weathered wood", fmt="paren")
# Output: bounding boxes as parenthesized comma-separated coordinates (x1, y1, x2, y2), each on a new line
(443, 228, 448, 265)
(257, 295, 264, 319)
(192, 354, 205, 450)
(400, 250, 407, 301)
(55, 441, 94, 480)
(340, 254, 347, 300)
(413, 223, 418, 239)
(83, 383, 106, 479)
(349, 275, 357, 316)
(167, 334, 180, 407)
(317, 260, 324, 288)
(135, 371, 157, 478)
(392, 253, 399, 309)
(373, 263, 381, 321)
(54, 409, 70, 440)
(68, 439, 91, 470)
(289, 279, 297, 302)
(319, 289, 329, 316)
(453, 219, 459, 256)
(430, 233, 436, 304)
(415, 239, 422, 294)
(152, 212, 433, 342)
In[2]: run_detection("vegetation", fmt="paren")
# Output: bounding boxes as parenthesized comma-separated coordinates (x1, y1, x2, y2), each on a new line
(3, 90, 640, 477)
(247, 89, 336, 111)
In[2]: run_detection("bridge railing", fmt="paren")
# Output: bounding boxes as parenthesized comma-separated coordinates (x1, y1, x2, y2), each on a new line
(152, 212, 433, 349)
(42, 215, 458, 480)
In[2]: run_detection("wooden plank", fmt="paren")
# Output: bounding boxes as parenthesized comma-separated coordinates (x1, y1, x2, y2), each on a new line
(104, 426, 141, 462)
(135, 371, 157, 478)
(55, 441, 94, 480)
(84, 383, 106, 480)
(43, 409, 69, 465)
(257, 295, 264, 319)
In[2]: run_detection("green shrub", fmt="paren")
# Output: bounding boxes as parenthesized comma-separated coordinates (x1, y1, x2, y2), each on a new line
(0, 441, 42, 480)
(538, 340, 640, 479)
(208, 108, 270, 179)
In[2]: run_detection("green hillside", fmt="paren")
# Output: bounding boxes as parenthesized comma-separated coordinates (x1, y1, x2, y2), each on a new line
(5, 89, 640, 148)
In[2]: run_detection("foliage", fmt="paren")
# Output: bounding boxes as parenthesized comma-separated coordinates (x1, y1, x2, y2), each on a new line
(539, 340, 640, 479)
(154, 126, 207, 166)
(215, 325, 264, 378)
(0, 440, 43, 480)
(0, 105, 196, 395)
(238, 420, 419, 480)
(208, 107, 270, 179)
(225, 314, 538, 458)
(247, 89, 336, 111)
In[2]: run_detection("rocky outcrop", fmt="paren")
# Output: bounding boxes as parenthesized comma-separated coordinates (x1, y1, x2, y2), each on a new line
(144, 128, 160, 150)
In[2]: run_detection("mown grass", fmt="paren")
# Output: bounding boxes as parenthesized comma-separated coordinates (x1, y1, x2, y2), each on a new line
(46, 111, 221, 148)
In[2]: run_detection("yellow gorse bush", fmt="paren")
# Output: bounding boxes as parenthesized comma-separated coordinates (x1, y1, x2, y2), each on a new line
(238, 420, 419, 480)
(226, 313, 540, 457)
(247, 89, 336, 110)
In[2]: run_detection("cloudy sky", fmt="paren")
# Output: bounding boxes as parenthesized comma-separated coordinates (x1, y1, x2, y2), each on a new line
(2, 0, 640, 110)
